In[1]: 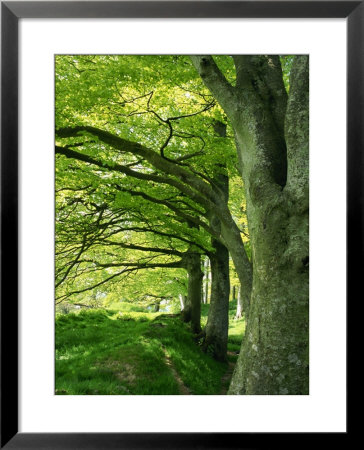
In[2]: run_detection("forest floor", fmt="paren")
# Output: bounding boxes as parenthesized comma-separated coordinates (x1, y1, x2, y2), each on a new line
(55, 300, 245, 395)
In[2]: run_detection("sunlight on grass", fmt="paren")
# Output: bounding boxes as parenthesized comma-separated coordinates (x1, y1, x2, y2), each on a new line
(55, 300, 245, 395)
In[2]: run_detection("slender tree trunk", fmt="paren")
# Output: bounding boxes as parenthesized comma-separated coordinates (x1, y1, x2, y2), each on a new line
(220, 218, 252, 316)
(181, 282, 192, 322)
(207, 261, 212, 303)
(183, 252, 203, 333)
(154, 301, 160, 312)
(232, 285, 236, 301)
(179, 294, 186, 311)
(203, 257, 210, 304)
(234, 286, 243, 319)
(202, 239, 230, 361)
(202, 123, 231, 361)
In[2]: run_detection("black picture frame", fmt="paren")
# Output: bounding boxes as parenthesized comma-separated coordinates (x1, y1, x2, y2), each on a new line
(1, 1, 357, 448)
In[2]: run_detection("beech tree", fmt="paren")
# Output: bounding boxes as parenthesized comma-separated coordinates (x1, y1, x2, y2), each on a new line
(192, 55, 309, 394)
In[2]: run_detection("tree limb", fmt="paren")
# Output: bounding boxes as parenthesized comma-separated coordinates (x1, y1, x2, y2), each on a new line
(190, 56, 236, 117)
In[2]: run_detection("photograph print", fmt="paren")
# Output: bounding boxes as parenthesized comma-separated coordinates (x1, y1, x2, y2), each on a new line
(55, 55, 309, 395)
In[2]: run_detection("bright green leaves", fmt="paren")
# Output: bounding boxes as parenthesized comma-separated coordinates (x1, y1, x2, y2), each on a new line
(55, 55, 250, 304)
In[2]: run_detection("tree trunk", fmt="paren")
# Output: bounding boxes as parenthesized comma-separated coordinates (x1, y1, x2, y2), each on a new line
(220, 218, 252, 317)
(202, 239, 230, 361)
(234, 286, 243, 319)
(154, 301, 160, 313)
(179, 294, 186, 311)
(181, 286, 192, 322)
(228, 56, 309, 395)
(183, 252, 203, 333)
(203, 257, 210, 304)
(207, 260, 212, 303)
(192, 55, 309, 395)
(229, 244, 309, 394)
(202, 130, 231, 361)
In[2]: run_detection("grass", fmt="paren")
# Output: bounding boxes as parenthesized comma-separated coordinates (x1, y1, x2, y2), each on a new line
(55, 300, 245, 395)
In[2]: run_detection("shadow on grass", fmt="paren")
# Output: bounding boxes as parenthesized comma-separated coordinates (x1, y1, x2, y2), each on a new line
(55, 302, 245, 395)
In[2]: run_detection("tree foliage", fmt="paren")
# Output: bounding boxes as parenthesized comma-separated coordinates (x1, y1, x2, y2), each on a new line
(55, 55, 247, 305)
(55, 54, 308, 395)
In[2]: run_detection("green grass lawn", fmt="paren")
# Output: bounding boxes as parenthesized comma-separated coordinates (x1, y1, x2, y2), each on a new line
(55, 300, 245, 395)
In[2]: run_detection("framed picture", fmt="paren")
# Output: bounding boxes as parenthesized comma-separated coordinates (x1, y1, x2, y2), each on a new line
(1, 1, 357, 447)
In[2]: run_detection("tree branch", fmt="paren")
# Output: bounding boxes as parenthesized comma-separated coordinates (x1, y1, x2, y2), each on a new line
(56, 126, 216, 202)
(190, 56, 236, 117)
(284, 55, 309, 207)
(56, 145, 214, 211)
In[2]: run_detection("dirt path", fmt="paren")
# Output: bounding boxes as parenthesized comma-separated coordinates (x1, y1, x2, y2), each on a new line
(219, 352, 237, 395)
(161, 340, 237, 395)
(161, 346, 191, 395)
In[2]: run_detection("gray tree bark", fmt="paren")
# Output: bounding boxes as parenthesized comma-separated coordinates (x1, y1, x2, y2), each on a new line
(201, 125, 231, 361)
(202, 238, 230, 361)
(192, 55, 309, 395)
(183, 252, 203, 334)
